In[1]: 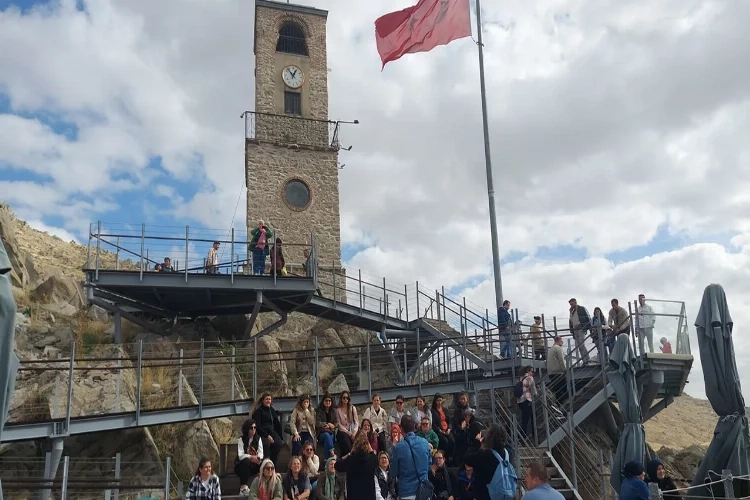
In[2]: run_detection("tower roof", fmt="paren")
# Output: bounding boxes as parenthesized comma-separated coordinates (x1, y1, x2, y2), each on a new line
(255, 0, 328, 18)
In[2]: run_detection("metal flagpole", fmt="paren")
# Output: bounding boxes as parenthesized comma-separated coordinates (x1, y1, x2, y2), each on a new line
(474, 0, 504, 311)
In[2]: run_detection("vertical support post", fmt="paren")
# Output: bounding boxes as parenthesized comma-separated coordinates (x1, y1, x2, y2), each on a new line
(435, 290, 441, 321)
(114, 453, 121, 500)
(86, 222, 93, 269)
(114, 350, 121, 413)
(94, 220, 102, 281)
(253, 337, 258, 401)
(184, 225, 189, 283)
(178, 348, 184, 406)
(231, 228, 235, 283)
(403, 339, 408, 384)
(358, 347, 363, 391)
(113, 311, 122, 344)
(441, 286, 446, 321)
(60, 456, 70, 500)
(404, 284, 409, 322)
(416, 326, 422, 391)
(314, 336, 320, 404)
(164, 456, 172, 500)
(231, 346, 236, 401)
(177, 481, 184, 499)
(462, 306, 468, 388)
(415, 281, 420, 320)
(136, 340, 142, 425)
(569, 412, 577, 489)
(511, 413, 520, 472)
(722, 469, 736, 499)
(541, 380, 551, 452)
(383, 277, 387, 319)
(115, 236, 120, 270)
(600, 449, 609, 500)
(333, 261, 337, 303)
(199, 338, 205, 417)
(64, 345, 75, 434)
(647, 482, 661, 499)
(41, 451, 52, 500)
(490, 385, 497, 425)
(139, 223, 145, 281)
(357, 269, 364, 314)
(53, 353, 61, 419)
(366, 338, 372, 400)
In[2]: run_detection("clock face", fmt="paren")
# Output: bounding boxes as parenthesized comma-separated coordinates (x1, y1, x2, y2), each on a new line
(282, 65, 304, 89)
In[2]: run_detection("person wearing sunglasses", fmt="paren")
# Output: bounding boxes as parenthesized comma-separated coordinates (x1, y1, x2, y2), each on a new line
(236, 419, 264, 496)
(249, 459, 282, 500)
(336, 392, 358, 456)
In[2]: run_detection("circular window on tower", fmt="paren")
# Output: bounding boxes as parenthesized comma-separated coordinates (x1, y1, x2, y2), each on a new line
(282, 177, 312, 211)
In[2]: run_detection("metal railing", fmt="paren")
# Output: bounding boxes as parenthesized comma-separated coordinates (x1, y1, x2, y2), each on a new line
(243, 110, 341, 150)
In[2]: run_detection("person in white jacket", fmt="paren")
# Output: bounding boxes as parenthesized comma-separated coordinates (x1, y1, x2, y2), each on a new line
(235, 418, 264, 496)
(363, 393, 389, 451)
(637, 294, 657, 353)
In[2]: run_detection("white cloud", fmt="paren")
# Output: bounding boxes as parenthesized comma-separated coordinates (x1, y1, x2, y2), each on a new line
(1, 0, 750, 399)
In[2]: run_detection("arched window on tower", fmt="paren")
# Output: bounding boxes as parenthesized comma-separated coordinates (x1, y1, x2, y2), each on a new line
(276, 22, 308, 55)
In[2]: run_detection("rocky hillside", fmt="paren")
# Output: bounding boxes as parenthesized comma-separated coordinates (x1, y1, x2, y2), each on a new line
(0, 203, 718, 497)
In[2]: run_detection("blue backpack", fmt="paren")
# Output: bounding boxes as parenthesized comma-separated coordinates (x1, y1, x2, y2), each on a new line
(487, 448, 518, 500)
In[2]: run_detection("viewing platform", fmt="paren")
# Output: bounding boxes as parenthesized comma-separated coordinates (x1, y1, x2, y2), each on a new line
(1, 221, 695, 500)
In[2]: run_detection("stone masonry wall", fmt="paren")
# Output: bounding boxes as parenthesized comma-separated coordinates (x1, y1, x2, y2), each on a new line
(246, 142, 341, 266)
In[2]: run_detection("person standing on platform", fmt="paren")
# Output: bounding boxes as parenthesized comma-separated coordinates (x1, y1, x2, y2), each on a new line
(546, 337, 567, 403)
(206, 241, 220, 274)
(249, 220, 273, 276)
(498, 300, 512, 359)
(568, 298, 591, 364)
(636, 294, 656, 353)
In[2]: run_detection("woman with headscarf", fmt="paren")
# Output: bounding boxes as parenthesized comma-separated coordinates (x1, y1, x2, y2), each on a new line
(646, 459, 681, 499)
(315, 457, 345, 500)
(620, 461, 649, 500)
(335, 431, 378, 499)
(249, 459, 283, 500)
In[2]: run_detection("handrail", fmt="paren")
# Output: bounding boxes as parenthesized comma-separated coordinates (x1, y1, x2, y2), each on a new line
(545, 451, 585, 500)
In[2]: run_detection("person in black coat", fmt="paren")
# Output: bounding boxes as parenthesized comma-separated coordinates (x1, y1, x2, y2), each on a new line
(452, 392, 476, 467)
(647, 459, 681, 499)
(335, 431, 378, 499)
(463, 424, 513, 500)
(429, 450, 458, 500)
(251, 393, 283, 465)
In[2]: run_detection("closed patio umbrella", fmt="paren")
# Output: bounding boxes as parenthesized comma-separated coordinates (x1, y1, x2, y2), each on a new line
(0, 240, 19, 500)
(689, 284, 750, 499)
(609, 334, 646, 494)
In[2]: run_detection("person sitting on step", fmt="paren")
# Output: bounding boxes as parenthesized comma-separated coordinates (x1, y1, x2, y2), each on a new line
(236, 419, 264, 496)
(316, 393, 339, 459)
(249, 459, 283, 500)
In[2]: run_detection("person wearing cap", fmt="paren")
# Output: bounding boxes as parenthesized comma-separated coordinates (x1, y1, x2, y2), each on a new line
(619, 461, 649, 500)
(636, 294, 657, 353)
(530, 316, 545, 360)
(568, 298, 591, 364)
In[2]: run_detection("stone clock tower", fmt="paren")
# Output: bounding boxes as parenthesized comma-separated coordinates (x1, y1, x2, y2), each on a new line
(247, 0, 341, 271)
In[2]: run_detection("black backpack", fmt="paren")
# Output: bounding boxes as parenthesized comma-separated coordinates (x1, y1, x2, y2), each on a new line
(513, 376, 528, 398)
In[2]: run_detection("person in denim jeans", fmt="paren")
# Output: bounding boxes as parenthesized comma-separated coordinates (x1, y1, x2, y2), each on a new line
(498, 300, 512, 358)
(390, 415, 432, 500)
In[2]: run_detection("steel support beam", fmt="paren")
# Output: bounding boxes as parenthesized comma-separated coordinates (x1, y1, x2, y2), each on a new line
(644, 394, 674, 422)
(89, 298, 168, 337)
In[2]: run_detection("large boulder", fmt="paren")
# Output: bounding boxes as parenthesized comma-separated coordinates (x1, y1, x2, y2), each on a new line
(30, 274, 84, 308)
(0, 207, 35, 288)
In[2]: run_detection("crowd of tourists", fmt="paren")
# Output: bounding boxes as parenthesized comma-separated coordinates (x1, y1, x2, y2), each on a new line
(184, 390, 570, 500)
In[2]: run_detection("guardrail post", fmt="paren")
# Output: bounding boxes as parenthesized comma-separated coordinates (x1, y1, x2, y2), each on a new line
(511, 413, 520, 472)
(60, 456, 69, 500)
(490, 385, 497, 425)
(94, 220, 102, 281)
(185, 225, 189, 283)
(415, 281, 420, 320)
(333, 261, 337, 303)
(115, 350, 121, 412)
(114, 453, 121, 500)
(63, 345, 75, 435)
(231, 346, 236, 401)
(253, 337, 258, 401)
(541, 380, 551, 452)
(177, 481, 184, 499)
(136, 340, 142, 425)
(403, 339, 408, 383)
(86, 222, 93, 269)
(358, 348, 363, 391)
(416, 326, 422, 391)
(568, 412, 577, 490)
(164, 456, 172, 500)
(366, 338, 372, 400)
(139, 223, 145, 281)
(115, 236, 120, 270)
(383, 277, 387, 319)
(178, 348, 184, 406)
(358, 270, 363, 312)
(648, 482, 661, 499)
(404, 284, 409, 322)
(722, 469, 735, 499)
(314, 336, 320, 404)
(231, 228, 235, 283)
(199, 339, 205, 417)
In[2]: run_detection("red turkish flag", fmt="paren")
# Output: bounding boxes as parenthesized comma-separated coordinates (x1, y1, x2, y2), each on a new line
(375, 0, 472, 68)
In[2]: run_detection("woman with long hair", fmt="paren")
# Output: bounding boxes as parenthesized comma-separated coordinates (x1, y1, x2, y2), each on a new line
(249, 459, 283, 500)
(464, 424, 514, 500)
(282, 456, 311, 500)
(410, 395, 432, 427)
(301, 441, 321, 491)
(186, 457, 221, 500)
(314, 457, 345, 500)
(355, 418, 379, 454)
(335, 391, 358, 456)
(290, 394, 316, 455)
(236, 418, 264, 495)
(593, 306, 614, 356)
(271, 237, 285, 278)
(430, 393, 455, 458)
(382, 423, 403, 456)
(363, 393, 389, 451)
(252, 393, 284, 465)
(452, 391, 475, 466)
(316, 393, 339, 459)
(335, 431, 378, 499)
